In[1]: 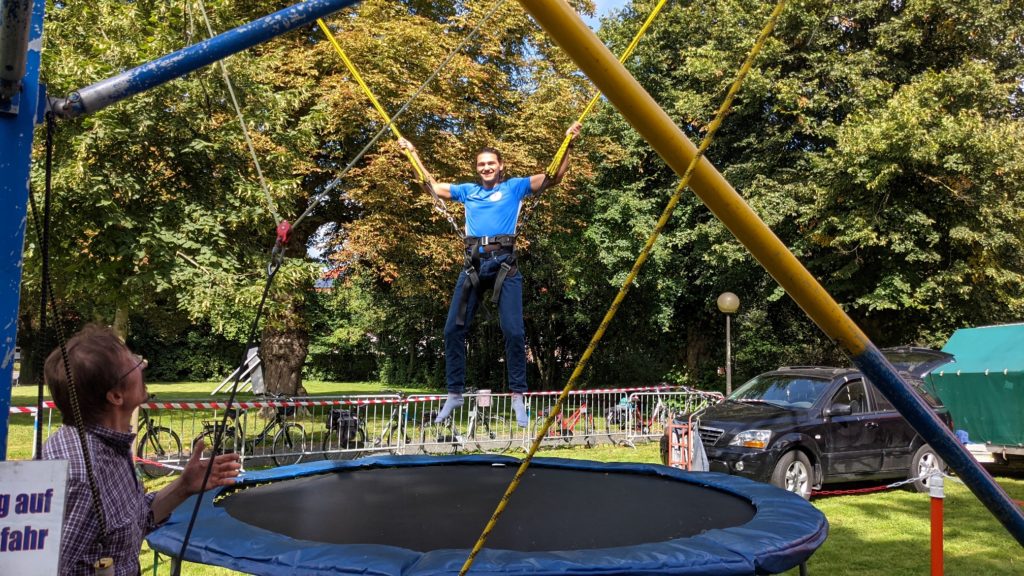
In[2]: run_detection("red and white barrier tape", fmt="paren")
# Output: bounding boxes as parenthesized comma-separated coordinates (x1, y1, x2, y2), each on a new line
(10, 384, 699, 413)
(8, 402, 55, 414)
(133, 455, 185, 472)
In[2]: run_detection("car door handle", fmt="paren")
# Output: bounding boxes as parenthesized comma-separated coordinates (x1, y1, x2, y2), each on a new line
(865, 422, 879, 429)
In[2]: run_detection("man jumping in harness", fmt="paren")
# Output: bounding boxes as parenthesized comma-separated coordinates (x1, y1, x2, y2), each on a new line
(399, 122, 581, 427)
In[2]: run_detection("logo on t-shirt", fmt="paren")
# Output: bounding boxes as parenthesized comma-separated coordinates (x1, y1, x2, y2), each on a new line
(488, 191, 503, 202)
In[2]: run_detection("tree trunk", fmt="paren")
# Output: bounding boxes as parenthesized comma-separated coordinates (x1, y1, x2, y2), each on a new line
(685, 320, 714, 382)
(113, 306, 130, 341)
(259, 327, 309, 397)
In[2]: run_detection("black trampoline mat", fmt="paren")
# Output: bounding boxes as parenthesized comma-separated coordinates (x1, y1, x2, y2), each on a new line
(218, 463, 756, 551)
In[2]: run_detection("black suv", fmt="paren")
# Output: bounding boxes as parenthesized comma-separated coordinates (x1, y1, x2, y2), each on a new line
(661, 348, 954, 498)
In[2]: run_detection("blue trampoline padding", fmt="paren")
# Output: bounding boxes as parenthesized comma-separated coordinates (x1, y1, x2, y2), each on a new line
(147, 455, 827, 575)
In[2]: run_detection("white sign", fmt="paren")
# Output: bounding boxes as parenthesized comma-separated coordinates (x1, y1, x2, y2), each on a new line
(0, 460, 67, 576)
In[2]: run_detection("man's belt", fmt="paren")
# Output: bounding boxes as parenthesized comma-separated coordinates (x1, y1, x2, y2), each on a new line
(464, 234, 516, 254)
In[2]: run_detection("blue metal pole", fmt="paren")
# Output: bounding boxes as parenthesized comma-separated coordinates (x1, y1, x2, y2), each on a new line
(53, 0, 360, 118)
(0, 0, 43, 461)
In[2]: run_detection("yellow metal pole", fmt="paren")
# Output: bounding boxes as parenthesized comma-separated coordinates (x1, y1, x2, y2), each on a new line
(518, 0, 870, 355)
(515, 0, 1024, 550)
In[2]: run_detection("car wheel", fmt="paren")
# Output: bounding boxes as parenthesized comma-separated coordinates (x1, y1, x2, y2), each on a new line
(771, 451, 812, 500)
(910, 444, 945, 493)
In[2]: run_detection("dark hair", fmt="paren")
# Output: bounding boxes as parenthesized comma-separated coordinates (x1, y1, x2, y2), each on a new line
(474, 146, 505, 182)
(44, 324, 129, 425)
(475, 146, 503, 163)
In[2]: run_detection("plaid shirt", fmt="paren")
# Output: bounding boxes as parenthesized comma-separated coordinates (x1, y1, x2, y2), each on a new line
(43, 424, 158, 576)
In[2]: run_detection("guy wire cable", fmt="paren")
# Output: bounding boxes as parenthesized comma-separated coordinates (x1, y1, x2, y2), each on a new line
(194, 0, 283, 225)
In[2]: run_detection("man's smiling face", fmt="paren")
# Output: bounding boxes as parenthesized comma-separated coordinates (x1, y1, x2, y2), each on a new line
(475, 152, 503, 188)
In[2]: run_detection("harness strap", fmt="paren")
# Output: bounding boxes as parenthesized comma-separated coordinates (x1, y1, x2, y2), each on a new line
(491, 256, 517, 305)
(456, 238, 483, 326)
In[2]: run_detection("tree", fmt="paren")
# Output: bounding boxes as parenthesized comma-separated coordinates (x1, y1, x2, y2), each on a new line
(27, 0, 597, 393)
(584, 0, 1024, 387)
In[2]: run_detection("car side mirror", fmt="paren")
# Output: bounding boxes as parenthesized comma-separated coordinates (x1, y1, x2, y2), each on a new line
(825, 403, 853, 417)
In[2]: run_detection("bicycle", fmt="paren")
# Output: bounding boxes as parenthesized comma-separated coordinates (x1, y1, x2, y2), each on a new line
(371, 391, 411, 450)
(135, 395, 183, 478)
(465, 389, 512, 452)
(539, 399, 594, 445)
(637, 393, 671, 434)
(604, 393, 670, 443)
(197, 394, 307, 467)
(321, 406, 367, 460)
(416, 390, 513, 454)
(417, 408, 460, 454)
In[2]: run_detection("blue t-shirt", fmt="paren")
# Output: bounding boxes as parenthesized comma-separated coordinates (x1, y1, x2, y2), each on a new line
(450, 177, 533, 237)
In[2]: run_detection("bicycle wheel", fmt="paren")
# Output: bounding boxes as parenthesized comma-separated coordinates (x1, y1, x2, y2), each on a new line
(384, 424, 411, 450)
(136, 427, 182, 478)
(418, 421, 458, 455)
(196, 427, 241, 459)
(322, 424, 366, 461)
(474, 418, 512, 453)
(603, 410, 620, 445)
(582, 415, 596, 447)
(271, 423, 306, 467)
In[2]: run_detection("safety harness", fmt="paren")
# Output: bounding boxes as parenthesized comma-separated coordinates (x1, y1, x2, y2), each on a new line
(456, 234, 517, 326)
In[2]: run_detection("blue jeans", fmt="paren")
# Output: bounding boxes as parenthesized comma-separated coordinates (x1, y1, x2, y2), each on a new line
(444, 254, 526, 394)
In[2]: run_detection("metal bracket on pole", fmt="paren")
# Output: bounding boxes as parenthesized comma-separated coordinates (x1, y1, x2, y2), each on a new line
(0, 0, 35, 114)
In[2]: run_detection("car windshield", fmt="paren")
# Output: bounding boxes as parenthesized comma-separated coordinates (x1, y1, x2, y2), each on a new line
(729, 375, 831, 409)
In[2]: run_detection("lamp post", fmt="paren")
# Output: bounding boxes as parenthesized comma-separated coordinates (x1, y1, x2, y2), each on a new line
(717, 292, 740, 396)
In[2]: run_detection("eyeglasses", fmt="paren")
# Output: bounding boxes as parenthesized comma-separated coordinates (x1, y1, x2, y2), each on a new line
(117, 353, 148, 383)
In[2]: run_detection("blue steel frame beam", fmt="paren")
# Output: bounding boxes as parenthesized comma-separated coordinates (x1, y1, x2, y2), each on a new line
(516, 0, 1024, 547)
(52, 0, 360, 118)
(0, 0, 42, 461)
(2, 0, 361, 458)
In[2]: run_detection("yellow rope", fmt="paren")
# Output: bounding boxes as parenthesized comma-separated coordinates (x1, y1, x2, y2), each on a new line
(544, 0, 670, 179)
(459, 1, 788, 573)
(315, 19, 430, 183)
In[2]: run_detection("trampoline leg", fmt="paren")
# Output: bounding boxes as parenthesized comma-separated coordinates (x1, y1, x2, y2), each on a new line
(799, 561, 809, 576)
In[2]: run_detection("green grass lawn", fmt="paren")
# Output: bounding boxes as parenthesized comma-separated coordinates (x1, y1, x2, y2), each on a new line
(8, 381, 1024, 574)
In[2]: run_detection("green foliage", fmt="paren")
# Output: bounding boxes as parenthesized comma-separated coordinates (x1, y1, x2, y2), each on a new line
(129, 317, 241, 381)
(583, 0, 1024, 385)
(22, 0, 1024, 393)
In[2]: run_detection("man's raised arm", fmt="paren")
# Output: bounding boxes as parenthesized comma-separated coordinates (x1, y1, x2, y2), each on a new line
(530, 121, 582, 192)
(398, 138, 452, 200)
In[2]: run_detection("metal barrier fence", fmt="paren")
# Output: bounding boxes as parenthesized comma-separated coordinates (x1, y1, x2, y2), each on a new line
(12, 385, 722, 475)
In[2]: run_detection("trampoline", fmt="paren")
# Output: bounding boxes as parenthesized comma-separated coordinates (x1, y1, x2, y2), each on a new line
(147, 455, 827, 575)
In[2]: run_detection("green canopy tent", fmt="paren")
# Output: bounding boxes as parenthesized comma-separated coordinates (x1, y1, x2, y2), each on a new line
(927, 323, 1024, 447)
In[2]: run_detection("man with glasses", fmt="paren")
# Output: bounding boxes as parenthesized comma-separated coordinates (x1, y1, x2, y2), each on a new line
(42, 324, 241, 576)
